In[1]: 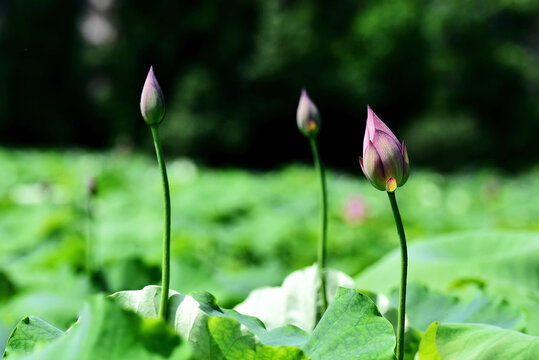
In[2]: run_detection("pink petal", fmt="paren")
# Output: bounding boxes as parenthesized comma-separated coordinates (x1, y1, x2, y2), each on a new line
(364, 106, 375, 155)
(400, 140, 410, 186)
(296, 89, 310, 126)
(366, 106, 376, 141)
(372, 130, 403, 183)
(364, 142, 386, 190)
(359, 156, 372, 182)
(367, 106, 398, 144)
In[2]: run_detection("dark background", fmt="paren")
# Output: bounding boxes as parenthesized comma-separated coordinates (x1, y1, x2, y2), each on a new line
(1, 0, 538, 171)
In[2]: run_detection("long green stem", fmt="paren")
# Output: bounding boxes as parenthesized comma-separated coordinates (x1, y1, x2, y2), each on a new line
(309, 137, 328, 320)
(85, 192, 94, 275)
(150, 125, 171, 320)
(387, 191, 407, 360)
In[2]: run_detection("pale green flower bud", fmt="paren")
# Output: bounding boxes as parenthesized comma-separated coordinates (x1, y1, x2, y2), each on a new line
(140, 66, 165, 125)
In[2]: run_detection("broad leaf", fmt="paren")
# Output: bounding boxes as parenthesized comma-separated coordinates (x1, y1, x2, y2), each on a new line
(113, 285, 398, 360)
(389, 284, 526, 332)
(4, 295, 192, 359)
(418, 322, 539, 360)
(4, 317, 63, 357)
(356, 231, 539, 295)
(235, 264, 355, 332)
(303, 287, 396, 360)
(111, 285, 310, 359)
(0, 291, 83, 357)
(356, 231, 539, 334)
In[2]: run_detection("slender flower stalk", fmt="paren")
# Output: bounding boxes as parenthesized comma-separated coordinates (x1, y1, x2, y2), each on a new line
(359, 106, 410, 360)
(85, 177, 97, 275)
(150, 125, 171, 320)
(297, 89, 328, 320)
(140, 66, 170, 320)
(309, 137, 329, 317)
(387, 191, 407, 360)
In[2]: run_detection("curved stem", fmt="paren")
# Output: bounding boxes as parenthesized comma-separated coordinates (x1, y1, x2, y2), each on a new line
(150, 125, 171, 320)
(309, 137, 328, 320)
(387, 191, 407, 360)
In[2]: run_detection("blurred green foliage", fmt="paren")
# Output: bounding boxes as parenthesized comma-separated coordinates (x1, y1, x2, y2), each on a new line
(0, 148, 538, 353)
(1, 0, 538, 169)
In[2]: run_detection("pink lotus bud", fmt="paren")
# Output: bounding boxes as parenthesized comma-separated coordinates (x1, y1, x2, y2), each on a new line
(296, 89, 321, 137)
(359, 106, 409, 192)
(140, 66, 165, 125)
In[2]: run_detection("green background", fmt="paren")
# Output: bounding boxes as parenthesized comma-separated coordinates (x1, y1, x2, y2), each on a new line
(1, 0, 538, 170)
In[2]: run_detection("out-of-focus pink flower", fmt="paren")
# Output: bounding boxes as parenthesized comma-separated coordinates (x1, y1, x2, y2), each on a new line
(344, 195, 368, 224)
(359, 106, 409, 192)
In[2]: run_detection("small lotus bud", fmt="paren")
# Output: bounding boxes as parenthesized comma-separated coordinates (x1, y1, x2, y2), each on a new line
(140, 66, 165, 125)
(359, 106, 410, 191)
(296, 89, 321, 137)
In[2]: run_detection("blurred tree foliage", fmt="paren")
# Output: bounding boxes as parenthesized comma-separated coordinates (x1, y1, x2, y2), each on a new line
(0, 0, 538, 170)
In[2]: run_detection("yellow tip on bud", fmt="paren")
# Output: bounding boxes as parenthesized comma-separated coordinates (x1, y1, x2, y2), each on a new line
(306, 121, 317, 132)
(386, 177, 397, 192)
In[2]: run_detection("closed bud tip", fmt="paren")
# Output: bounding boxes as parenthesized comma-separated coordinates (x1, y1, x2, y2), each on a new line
(140, 66, 165, 125)
(296, 89, 321, 137)
(360, 106, 410, 191)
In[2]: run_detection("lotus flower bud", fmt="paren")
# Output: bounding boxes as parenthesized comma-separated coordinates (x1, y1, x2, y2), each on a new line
(140, 66, 165, 125)
(296, 89, 321, 137)
(359, 106, 409, 192)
